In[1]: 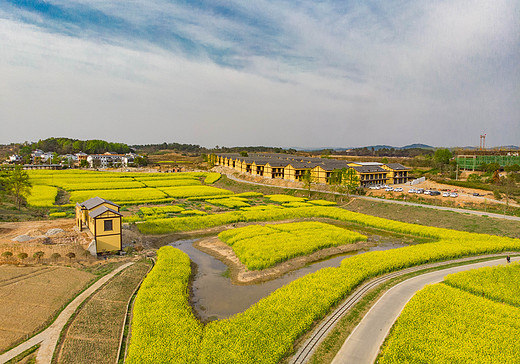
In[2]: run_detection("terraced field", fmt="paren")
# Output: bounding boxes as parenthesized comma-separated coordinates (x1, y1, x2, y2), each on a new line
(26, 170, 226, 206)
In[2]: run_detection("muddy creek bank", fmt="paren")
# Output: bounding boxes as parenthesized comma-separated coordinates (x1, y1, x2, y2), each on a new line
(169, 230, 415, 322)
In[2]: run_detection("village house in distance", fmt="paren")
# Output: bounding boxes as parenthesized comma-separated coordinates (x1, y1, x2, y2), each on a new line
(210, 153, 410, 187)
(5, 149, 141, 169)
(75, 197, 122, 255)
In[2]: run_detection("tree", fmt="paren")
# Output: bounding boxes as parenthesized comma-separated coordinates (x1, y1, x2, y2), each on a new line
(328, 170, 343, 200)
(2, 251, 13, 261)
(7, 166, 32, 209)
(66, 252, 76, 262)
(341, 168, 360, 200)
(17, 252, 28, 262)
(79, 159, 89, 168)
(433, 149, 453, 173)
(381, 157, 389, 164)
(33, 251, 44, 262)
(134, 156, 148, 167)
(51, 253, 61, 261)
(239, 151, 249, 157)
(301, 170, 316, 198)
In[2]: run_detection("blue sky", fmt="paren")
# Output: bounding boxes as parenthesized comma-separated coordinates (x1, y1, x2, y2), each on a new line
(1, 0, 518, 148)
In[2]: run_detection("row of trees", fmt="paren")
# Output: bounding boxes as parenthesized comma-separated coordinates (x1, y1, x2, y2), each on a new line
(1, 251, 77, 262)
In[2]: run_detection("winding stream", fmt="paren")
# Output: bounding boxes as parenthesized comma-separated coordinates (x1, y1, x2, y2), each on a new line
(169, 231, 415, 322)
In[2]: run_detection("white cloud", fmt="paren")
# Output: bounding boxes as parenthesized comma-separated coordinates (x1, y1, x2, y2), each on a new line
(0, 0, 518, 147)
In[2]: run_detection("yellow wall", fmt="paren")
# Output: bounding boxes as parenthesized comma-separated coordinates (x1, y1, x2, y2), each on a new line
(96, 235, 121, 253)
(94, 216, 121, 237)
(312, 166, 328, 184)
(284, 165, 295, 180)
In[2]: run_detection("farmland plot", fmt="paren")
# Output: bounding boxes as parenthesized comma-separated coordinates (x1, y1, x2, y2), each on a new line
(0, 266, 94, 353)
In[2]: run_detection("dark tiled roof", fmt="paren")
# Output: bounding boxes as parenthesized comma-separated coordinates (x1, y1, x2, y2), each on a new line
(318, 160, 352, 171)
(88, 205, 122, 218)
(352, 166, 387, 173)
(81, 197, 120, 210)
(265, 160, 290, 167)
(385, 163, 410, 170)
(287, 161, 319, 169)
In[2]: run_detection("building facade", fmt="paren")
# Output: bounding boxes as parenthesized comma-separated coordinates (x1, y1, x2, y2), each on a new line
(76, 197, 122, 254)
(211, 153, 410, 187)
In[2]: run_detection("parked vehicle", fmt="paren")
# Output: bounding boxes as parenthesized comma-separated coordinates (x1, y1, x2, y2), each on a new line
(416, 189, 424, 194)
(394, 187, 403, 192)
(430, 191, 441, 196)
(408, 189, 416, 193)
(385, 187, 394, 192)
(424, 190, 431, 195)
(473, 193, 480, 197)
(442, 192, 450, 197)
(450, 192, 458, 198)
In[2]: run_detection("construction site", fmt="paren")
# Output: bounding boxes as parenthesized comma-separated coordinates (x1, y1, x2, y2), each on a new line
(455, 134, 520, 171)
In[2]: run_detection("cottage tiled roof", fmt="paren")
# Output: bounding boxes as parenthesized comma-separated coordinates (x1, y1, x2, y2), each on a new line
(80, 197, 120, 210)
(88, 205, 122, 218)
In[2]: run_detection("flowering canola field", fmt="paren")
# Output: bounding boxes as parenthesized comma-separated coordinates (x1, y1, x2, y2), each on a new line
(379, 263, 520, 363)
(130, 208, 520, 363)
(25, 170, 225, 206)
(218, 222, 367, 270)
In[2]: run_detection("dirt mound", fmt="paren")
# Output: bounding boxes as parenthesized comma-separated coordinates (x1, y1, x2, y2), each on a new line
(12, 235, 34, 242)
(26, 229, 45, 237)
(45, 228, 65, 236)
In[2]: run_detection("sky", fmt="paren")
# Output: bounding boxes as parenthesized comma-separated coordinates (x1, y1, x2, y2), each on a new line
(0, 0, 519, 149)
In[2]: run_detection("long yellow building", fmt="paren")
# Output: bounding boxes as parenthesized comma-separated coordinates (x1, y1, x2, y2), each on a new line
(211, 153, 410, 187)
(76, 197, 122, 254)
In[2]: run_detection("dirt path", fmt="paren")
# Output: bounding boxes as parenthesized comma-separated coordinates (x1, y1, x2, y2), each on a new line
(0, 262, 133, 364)
(330, 255, 520, 364)
(195, 236, 374, 285)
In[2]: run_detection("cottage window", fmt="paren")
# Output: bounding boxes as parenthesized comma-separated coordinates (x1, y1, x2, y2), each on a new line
(104, 219, 113, 231)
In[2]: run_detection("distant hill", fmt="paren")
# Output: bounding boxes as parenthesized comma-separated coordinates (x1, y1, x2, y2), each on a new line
(401, 144, 434, 149)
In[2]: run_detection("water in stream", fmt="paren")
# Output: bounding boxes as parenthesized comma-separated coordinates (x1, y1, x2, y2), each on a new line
(169, 234, 410, 322)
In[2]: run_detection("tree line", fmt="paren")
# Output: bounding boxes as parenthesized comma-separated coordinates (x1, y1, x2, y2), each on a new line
(14, 138, 132, 157)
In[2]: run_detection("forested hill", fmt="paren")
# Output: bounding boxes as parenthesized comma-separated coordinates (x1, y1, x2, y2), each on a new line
(23, 138, 131, 155)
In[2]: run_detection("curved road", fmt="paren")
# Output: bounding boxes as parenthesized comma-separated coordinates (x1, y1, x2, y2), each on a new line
(331, 256, 520, 364)
(224, 173, 520, 221)
(0, 262, 133, 364)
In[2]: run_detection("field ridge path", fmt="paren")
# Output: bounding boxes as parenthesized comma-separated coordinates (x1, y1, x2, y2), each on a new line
(0, 262, 134, 364)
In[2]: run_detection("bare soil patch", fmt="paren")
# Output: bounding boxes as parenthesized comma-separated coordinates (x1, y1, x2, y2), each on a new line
(195, 236, 375, 285)
(0, 266, 95, 353)
(0, 219, 93, 264)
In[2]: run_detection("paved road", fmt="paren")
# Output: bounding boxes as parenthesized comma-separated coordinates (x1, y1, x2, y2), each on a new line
(331, 256, 520, 364)
(224, 174, 520, 222)
(0, 262, 134, 364)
